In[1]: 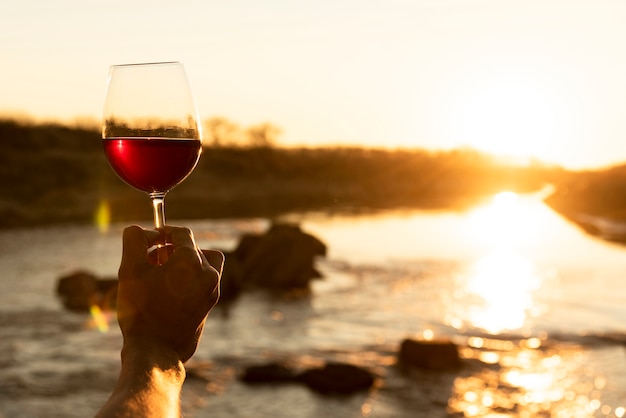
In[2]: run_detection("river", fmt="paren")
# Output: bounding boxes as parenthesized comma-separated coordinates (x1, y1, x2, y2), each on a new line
(1, 190, 626, 417)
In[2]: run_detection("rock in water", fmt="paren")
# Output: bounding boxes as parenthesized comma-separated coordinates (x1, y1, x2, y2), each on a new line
(220, 222, 327, 301)
(398, 339, 462, 371)
(240, 223, 326, 290)
(56, 271, 99, 312)
(297, 362, 376, 395)
(56, 271, 118, 312)
(240, 362, 299, 384)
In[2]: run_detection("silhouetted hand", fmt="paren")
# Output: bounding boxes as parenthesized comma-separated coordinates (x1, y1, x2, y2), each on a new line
(96, 225, 223, 418)
(117, 225, 223, 363)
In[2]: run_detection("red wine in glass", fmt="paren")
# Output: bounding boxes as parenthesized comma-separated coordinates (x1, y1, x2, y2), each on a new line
(103, 137, 201, 194)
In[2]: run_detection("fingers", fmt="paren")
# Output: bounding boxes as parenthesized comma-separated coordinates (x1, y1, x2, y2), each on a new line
(163, 227, 224, 273)
(164, 226, 196, 248)
(200, 249, 223, 305)
(121, 225, 223, 283)
(201, 249, 225, 275)
(163, 226, 202, 262)
(120, 225, 161, 278)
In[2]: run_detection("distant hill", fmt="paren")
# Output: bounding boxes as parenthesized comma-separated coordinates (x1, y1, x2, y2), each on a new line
(0, 119, 577, 229)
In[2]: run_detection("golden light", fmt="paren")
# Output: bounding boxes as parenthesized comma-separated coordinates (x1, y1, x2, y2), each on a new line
(470, 191, 528, 247)
(450, 76, 560, 161)
(88, 304, 110, 333)
(456, 191, 546, 334)
(479, 351, 500, 365)
(523, 337, 542, 349)
(493, 190, 518, 205)
(504, 369, 556, 401)
(422, 328, 434, 340)
(463, 250, 539, 334)
(94, 199, 111, 233)
(468, 191, 540, 249)
(449, 344, 611, 416)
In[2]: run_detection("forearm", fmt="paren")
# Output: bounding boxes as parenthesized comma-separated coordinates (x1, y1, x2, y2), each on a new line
(96, 340, 186, 418)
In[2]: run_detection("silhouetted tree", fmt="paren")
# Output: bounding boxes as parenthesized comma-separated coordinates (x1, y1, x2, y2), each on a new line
(203, 117, 282, 148)
(246, 122, 281, 148)
(203, 117, 244, 147)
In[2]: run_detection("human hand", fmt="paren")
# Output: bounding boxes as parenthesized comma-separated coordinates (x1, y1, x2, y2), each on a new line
(116, 225, 223, 363)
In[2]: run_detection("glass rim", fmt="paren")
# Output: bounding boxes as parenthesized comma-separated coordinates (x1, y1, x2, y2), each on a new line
(110, 61, 182, 68)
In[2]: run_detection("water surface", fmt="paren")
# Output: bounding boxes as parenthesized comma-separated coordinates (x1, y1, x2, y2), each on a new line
(1, 192, 626, 417)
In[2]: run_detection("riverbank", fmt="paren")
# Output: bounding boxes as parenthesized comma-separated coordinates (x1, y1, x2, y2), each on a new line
(1, 119, 562, 229)
(544, 164, 626, 244)
(7, 117, 626, 253)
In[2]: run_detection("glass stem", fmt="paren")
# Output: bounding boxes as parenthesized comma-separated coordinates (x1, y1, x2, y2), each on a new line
(150, 192, 167, 231)
(149, 192, 171, 265)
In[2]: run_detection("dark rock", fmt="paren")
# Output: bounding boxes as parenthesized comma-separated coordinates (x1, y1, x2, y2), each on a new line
(56, 222, 326, 312)
(232, 233, 263, 261)
(56, 271, 99, 312)
(297, 362, 376, 395)
(56, 271, 118, 312)
(96, 278, 119, 311)
(217, 252, 244, 303)
(220, 222, 327, 302)
(238, 361, 376, 396)
(398, 339, 462, 371)
(240, 362, 299, 384)
(240, 222, 326, 290)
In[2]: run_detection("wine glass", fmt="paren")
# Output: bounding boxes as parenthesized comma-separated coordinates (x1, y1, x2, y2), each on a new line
(102, 61, 202, 264)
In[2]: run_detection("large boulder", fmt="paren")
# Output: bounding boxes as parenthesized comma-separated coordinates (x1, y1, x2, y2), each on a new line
(398, 338, 462, 371)
(56, 271, 118, 312)
(239, 361, 376, 395)
(297, 362, 376, 395)
(220, 222, 327, 301)
(240, 362, 299, 384)
(56, 271, 98, 312)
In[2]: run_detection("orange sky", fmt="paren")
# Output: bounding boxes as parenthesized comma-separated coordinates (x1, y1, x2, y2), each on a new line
(2, 0, 626, 169)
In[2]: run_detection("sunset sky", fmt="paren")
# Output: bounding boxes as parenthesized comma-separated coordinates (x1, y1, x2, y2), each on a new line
(2, 0, 626, 169)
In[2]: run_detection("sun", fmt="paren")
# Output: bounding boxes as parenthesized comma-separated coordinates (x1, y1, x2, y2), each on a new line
(449, 76, 559, 162)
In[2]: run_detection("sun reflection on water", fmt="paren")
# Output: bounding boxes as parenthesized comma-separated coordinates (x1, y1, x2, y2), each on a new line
(467, 190, 553, 251)
(446, 191, 626, 417)
(452, 191, 547, 334)
(298, 188, 625, 416)
(449, 342, 608, 417)
(460, 249, 541, 334)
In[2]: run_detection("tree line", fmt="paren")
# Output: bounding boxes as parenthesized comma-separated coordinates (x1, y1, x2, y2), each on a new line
(0, 117, 602, 229)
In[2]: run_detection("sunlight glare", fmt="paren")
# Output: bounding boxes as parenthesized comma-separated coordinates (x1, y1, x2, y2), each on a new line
(455, 191, 549, 333)
(94, 199, 111, 233)
(467, 191, 546, 250)
(89, 304, 110, 333)
(493, 190, 518, 206)
(451, 76, 559, 161)
(422, 328, 434, 340)
(462, 250, 540, 333)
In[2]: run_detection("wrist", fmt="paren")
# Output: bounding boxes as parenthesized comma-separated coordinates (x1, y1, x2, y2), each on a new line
(120, 337, 186, 386)
(97, 338, 186, 417)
